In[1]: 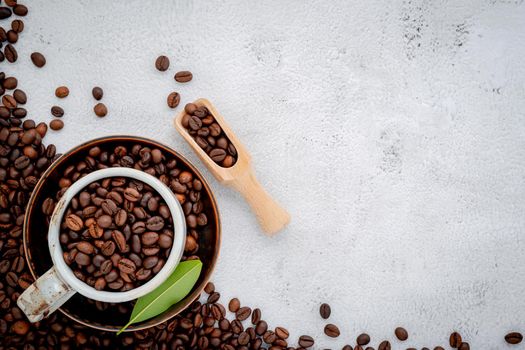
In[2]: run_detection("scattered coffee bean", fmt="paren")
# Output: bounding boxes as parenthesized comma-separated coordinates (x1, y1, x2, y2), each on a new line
(167, 92, 180, 108)
(324, 323, 340, 338)
(228, 298, 240, 312)
(92, 86, 103, 100)
(51, 106, 64, 118)
(450, 332, 462, 348)
(94, 102, 107, 117)
(379, 340, 391, 350)
(174, 70, 192, 83)
(0, 7, 12, 20)
(357, 333, 371, 346)
(4, 43, 17, 62)
(49, 119, 64, 131)
(30, 51, 46, 67)
(13, 4, 27, 16)
(299, 335, 315, 347)
(55, 86, 69, 98)
(155, 55, 170, 71)
(395, 327, 408, 341)
(320, 302, 331, 319)
(458, 342, 470, 350)
(11, 19, 24, 33)
(505, 332, 523, 344)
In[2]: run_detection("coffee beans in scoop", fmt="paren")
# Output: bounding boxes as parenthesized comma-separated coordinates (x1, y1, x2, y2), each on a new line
(181, 102, 238, 168)
(59, 177, 174, 291)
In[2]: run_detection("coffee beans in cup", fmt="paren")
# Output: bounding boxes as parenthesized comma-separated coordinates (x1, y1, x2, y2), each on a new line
(59, 177, 174, 291)
(181, 102, 238, 168)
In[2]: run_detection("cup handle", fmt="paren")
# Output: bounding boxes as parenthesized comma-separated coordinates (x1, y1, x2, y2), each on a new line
(17, 266, 76, 322)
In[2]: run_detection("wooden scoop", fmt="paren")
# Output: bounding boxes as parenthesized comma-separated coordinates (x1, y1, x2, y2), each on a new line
(174, 98, 290, 236)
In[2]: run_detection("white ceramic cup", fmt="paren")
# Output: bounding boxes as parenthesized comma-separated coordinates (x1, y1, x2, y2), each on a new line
(17, 167, 187, 322)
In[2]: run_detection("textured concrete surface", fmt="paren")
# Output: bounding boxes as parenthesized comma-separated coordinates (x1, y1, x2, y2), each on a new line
(12, 0, 525, 348)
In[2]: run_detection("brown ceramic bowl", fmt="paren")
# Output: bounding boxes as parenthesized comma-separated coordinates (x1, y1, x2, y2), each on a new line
(23, 136, 221, 332)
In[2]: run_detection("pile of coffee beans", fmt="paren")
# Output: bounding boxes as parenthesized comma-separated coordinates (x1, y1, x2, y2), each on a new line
(0, 2, 27, 64)
(181, 102, 238, 168)
(59, 178, 174, 291)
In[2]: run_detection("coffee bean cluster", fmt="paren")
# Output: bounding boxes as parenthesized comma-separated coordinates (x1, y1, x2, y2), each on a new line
(0, 2, 27, 64)
(181, 102, 238, 168)
(59, 178, 174, 292)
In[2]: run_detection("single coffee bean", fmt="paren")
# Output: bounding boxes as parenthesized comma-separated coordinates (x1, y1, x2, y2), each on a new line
(30, 52, 46, 67)
(174, 70, 193, 83)
(3, 76, 17, 89)
(395, 327, 408, 341)
(94, 103, 107, 117)
(0, 7, 12, 20)
(2, 95, 16, 109)
(6, 30, 17, 44)
(4, 44, 17, 62)
(449, 332, 462, 348)
(155, 55, 170, 71)
(65, 214, 83, 231)
(369, 340, 386, 350)
(357, 333, 370, 345)
(92, 86, 103, 100)
(13, 4, 27, 16)
(298, 335, 315, 348)
(167, 92, 180, 108)
(458, 342, 470, 350)
(505, 332, 523, 344)
(275, 327, 289, 339)
(188, 115, 202, 130)
(209, 148, 227, 162)
(51, 106, 64, 117)
(324, 323, 340, 338)
(49, 119, 64, 131)
(11, 19, 24, 33)
(118, 258, 136, 274)
(236, 306, 251, 321)
(319, 303, 331, 319)
(55, 86, 69, 98)
(13, 89, 26, 104)
(251, 307, 261, 324)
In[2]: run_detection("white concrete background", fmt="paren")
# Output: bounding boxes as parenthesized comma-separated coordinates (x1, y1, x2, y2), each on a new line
(9, 0, 525, 348)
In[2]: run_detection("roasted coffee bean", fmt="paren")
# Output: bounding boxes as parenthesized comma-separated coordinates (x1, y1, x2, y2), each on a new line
(298, 335, 315, 348)
(450, 332, 462, 348)
(11, 19, 24, 33)
(236, 306, 251, 321)
(6, 29, 17, 43)
(505, 332, 523, 344)
(94, 102, 107, 117)
(395, 327, 408, 341)
(3, 76, 17, 89)
(319, 302, 331, 319)
(357, 333, 370, 345)
(13, 89, 26, 104)
(155, 55, 170, 71)
(92, 86, 103, 100)
(458, 343, 470, 350)
(324, 323, 340, 338)
(2, 95, 16, 109)
(4, 43, 17, 62)
(0, 7, 12, 19)
(13, 4, 27, 16)
(174, 70, 193, 83)
(167, 92, 180, 108)
(378, 340, 391, 350)
(55, 86, 69, 98)
(30, 51, 46, 67)
(49, 119, 64, 131)
(51, 106, 64, 117)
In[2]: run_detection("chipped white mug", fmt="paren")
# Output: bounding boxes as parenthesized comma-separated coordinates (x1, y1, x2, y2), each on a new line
(17, 167, 186, 322)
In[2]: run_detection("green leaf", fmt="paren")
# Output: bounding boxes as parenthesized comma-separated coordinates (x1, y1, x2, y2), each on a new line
(117, 259, 202, 335)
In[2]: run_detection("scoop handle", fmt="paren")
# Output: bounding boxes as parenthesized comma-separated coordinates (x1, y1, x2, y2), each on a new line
(229, 169, 290, 235)
(17, 266, 76, 322)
